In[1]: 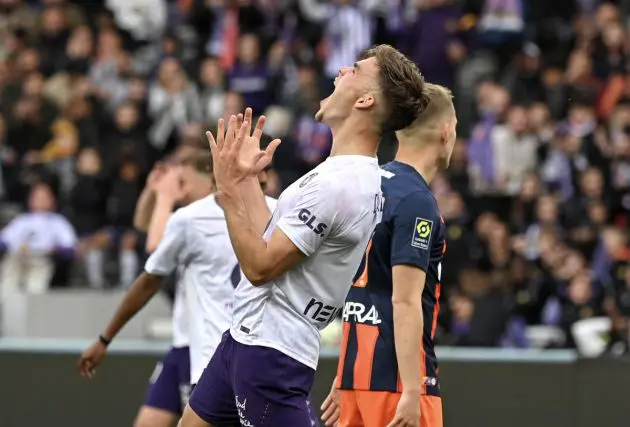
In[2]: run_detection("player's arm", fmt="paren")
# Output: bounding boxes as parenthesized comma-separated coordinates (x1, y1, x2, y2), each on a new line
(133, 186, 156, 232)
(133, 164, 165, 232)
(78, 214, 187, 378)
(220, 173, 334, 286)
(390, 192, 438, 402)
(145, 192, 177, 253)
(392, 265, 426, 394)
(101, 272, 163, 344)
(239, 176, 272, 235)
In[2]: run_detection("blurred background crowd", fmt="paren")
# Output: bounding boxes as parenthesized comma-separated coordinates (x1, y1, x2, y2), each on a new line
(1, 0, 630, 355)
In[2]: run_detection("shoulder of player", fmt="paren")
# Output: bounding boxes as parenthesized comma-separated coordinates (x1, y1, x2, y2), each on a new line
(173, 195, 219, 219)
(264, 195, 278, 210)
(393, 189, 439, 218)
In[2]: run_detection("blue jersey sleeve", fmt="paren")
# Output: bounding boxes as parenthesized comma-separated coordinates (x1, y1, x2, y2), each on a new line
(390, 191, 440, 272)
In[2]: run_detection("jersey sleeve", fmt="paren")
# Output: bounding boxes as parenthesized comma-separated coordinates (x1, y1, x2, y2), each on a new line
(144, 212, 188, 276)
(390, 191, 440, 272)
(275, 173, 337, 256)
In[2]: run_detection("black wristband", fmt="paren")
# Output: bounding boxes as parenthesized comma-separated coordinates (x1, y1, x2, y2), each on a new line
(99, 335, 112, 346)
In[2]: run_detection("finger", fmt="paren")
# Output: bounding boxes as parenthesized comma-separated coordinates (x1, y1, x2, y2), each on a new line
(79, 360, 90, 377)
(265, 138, 282, 158)
(321, 403, 338, 424)
(328, 409, 340, 427)
(231, 120, 248, 157)
(236, 113, 243, 129)
(244, 107, 253, 137)
(323, 409, 339, 427)
(224, 115, 238, 151)
(251, 150, 269, 171)
(252, 115, 267, 141)
(206, 131, 218, 157)
(217, 118, 225, 150)
(321, 394, 333, 411)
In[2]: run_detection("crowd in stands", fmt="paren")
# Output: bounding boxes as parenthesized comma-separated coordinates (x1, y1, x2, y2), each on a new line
(1, 0, 630, 354)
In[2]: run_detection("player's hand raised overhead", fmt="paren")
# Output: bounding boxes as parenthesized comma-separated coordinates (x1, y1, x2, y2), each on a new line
(206, 107, 280, 193)
(154, 165, 184, 202)
(386, 390, 421, 427)
(77, 339, 108, 379)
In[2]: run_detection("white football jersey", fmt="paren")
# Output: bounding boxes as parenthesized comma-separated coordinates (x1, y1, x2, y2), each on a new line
(145, 194, 278, 383)
(230, 155, 384, 369)
(171, 266, 189, 348)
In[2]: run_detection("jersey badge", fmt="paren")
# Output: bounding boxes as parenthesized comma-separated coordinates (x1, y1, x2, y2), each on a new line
(412, 218, 433, 250)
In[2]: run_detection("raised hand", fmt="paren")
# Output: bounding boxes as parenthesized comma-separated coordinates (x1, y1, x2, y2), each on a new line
(154, 165, 184, 202)
(206, 108, 281, 192)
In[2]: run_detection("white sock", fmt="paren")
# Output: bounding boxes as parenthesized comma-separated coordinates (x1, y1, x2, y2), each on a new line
(86, 249, 105, 289)
(119, 249, 138, 287)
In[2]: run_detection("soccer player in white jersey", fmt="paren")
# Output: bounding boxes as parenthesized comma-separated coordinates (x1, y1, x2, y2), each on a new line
(78, 149, 275, 427)
(180, 44, 426, 427)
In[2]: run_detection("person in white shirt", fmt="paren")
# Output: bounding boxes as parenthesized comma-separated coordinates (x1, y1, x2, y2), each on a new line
(181, 45, 426, 427)
(0, 182, 77, 296)
(78, 149, 274, 427)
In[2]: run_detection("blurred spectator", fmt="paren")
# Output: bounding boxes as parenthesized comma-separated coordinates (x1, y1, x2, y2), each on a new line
(0, 182, 76, 296)
(400, 0, 467, 89)
(299, 0, 374, 86)
(105, 157, 143, 287)
(68, 148, 109, 288)
(199, 56, 227, 124)
(148, 57, 201, 157)
(228, 33, 271, 113)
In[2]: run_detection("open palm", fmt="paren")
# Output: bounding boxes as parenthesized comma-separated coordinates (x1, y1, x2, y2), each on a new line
(206, 108, 281, 191)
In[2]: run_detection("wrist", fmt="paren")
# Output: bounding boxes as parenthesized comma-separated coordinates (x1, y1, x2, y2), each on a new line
(99, 334, 112, 347)
(217, 185, 241, 203)
(401, 386, 423, 396)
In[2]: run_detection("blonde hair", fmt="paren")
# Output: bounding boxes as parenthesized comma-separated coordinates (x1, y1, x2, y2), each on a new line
(397, 83, 455, 141)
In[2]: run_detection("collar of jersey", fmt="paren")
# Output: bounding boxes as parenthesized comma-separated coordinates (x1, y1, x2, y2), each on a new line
(389, 160, 430, 188)
(325, 154, 378, 164)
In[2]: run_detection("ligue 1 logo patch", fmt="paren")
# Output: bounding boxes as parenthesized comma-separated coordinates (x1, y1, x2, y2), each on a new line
(412, 218, 433, 250)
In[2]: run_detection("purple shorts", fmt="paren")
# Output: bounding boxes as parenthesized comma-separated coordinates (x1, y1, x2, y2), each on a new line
(189, 331, 318, 426)
(144, 346, 191, 414)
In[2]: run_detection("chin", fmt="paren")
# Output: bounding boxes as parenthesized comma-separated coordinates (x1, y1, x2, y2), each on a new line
(314, 109, 324, 122)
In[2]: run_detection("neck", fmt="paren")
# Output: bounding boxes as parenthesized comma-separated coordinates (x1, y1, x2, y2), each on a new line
(187, 185, 214, 205)
(328, 116, 379, 157)
(395, 143, 440, 184)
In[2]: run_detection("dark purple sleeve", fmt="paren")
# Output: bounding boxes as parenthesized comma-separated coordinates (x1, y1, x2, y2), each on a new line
(390, 191, 440, 272)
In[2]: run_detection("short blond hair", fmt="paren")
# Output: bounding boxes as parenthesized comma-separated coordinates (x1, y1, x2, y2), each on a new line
(397, 83, 455, 140)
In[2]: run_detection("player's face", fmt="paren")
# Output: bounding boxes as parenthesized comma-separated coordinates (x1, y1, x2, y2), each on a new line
(315, 57, 378, 125)
(29, 185, 55, 213)
(440, 115, 457, 169)
(178, 166, 207, 205)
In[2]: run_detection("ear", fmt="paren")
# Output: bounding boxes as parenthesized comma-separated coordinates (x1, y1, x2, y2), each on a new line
(440, 123, 450, 146)
(354, 94, 375, 110)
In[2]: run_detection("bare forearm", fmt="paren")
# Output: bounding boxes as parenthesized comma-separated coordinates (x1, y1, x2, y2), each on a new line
(393, 300, 424, 393)
(102, 272, 161, 340)
(146, 196, 176, 253)
(239, 177, 271, 234)
(133, 189, 156, 232)
(220, 188, 271, 285)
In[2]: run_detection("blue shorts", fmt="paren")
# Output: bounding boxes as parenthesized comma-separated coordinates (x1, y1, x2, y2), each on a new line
(144, 346, 191, 414)
(189, 331, 318, 426)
